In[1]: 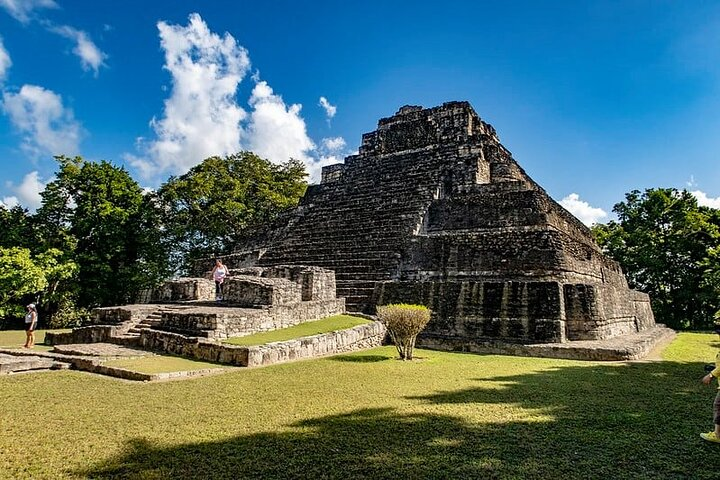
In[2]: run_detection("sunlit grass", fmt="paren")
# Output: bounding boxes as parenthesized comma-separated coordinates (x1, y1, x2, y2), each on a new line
(0, 329, 69, 349)
(662, 331, 719, 363)
(223, 314, 371, 346)
(0, 332, 718, 479)
(102, 355, 224, 374)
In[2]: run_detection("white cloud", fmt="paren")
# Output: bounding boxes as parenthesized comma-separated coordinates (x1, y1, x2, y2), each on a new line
(127, 13, 341, 185)
(559, 193, 608, 226)
(318, 96, 336, 120)
(49, 25, 107, 76)
(0, 36, 11, 82)
(246, 81, 315, 165)
(2, 84, 82, 157)
(691, 190, 720, 209)
(128, 13, 250, 180)
(307, 137, 350, 184)
(321, 136, 346, 152)
(0, 0, 57, 24)
(0, 195, 18, 208)
(3, 171, 47, 211)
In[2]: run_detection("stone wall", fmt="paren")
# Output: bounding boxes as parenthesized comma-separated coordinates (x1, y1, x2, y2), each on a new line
(158, 298, 346, 339)
(374, 280, 566, 343)
(244, 321, 386, 367)
(190, 264, 338, 303)
(139, 330, 249, 365)
(263, 265, 337, 301)
(223, 276, 302, 306)
(92, 305, 158, 325)
(45, 325, 121, 345)
(139, 320, 386, 367)
(151, 278, 215, 302)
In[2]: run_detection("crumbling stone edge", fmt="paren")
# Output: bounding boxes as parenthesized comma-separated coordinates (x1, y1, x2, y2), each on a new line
(416, 325, 676, 361)
(139, 320, 388, 367)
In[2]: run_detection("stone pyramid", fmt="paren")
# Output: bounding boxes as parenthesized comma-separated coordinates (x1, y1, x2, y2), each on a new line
(221, 101, 655, 346)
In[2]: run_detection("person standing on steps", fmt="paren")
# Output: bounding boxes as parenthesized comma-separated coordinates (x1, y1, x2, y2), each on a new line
(212, 258, 229, 302)
(24, 303, 38, 348)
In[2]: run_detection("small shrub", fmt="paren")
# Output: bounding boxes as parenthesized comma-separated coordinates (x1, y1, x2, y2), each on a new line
(376, 303, 431, 360)
(47, 299, 91, 329)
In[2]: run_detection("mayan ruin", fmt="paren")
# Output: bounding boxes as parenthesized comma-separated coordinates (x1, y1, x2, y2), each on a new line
(213, 101, 660, 352)
(8, 100, 672, 379)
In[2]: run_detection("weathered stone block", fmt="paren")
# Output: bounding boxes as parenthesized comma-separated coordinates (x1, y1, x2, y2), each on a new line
(223, 276, 302, 306)
(150, 278, 215, 302)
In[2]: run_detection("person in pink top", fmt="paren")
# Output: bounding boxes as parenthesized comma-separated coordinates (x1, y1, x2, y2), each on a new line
(211, 258, 229, 302)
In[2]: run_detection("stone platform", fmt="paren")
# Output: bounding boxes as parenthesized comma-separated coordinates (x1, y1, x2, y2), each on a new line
(0, 344, 228, 381)
(139, 320, 387, 367)
(51, 343, 152, 357)
(417, 325, 676, 361)
(0, 352, 65, 374)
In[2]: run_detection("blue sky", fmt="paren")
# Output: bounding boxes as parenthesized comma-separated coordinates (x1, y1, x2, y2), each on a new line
(0, 0, 719, 224)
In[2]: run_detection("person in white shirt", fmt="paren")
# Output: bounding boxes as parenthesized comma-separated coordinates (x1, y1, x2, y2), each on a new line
(211, 259, 229, 301)
(24, 303, 38, 349)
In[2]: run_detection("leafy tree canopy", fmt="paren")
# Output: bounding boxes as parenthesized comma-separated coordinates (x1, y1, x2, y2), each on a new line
(592, 188, 720, 329)
(157, 152, 306, 273)
(37, 156, 170, 307)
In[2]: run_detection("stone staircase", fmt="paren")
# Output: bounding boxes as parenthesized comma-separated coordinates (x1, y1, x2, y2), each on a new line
(126, 310, 163, 335)
(112, 306, 187, 345)
(255, 153, 447, 312)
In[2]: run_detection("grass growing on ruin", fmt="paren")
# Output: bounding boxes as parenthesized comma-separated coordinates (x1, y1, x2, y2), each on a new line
(102, 355, 225, 374)
(2, 332, 720, 479)
(223, 314, 371, 346)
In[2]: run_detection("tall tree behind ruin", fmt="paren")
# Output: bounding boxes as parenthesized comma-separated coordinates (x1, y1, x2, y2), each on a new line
(157, 152, 307, 275)
(36, 156, 169, 309)
(592, 188, 720, 330)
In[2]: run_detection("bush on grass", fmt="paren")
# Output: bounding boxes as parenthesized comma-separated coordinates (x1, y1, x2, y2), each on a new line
(376, 303, 431, 360)
(46, 298, 91, 329)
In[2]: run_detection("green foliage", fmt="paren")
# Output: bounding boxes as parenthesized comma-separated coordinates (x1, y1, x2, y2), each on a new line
(46, 298, 91, 329)
(36, 156, 171, 308)
(157, 152, 306, 274)
(0, 246, 79, 327)
(592, 188, 720, 329)
(376, 303, 431, 360)
(0, 204, 36, 249)
(0, 247, 47, 319)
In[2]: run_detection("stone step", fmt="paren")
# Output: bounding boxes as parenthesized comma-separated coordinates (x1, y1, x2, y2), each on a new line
(108, 334, 141, 348)
(0, 354, 58, 374)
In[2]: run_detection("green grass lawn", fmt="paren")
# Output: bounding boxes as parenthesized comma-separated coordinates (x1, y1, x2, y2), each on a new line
(1, 332, 720, 479)
(223, 314, 371, 346)
(102, 355, 225, 374)
(0, 329, 69, 349)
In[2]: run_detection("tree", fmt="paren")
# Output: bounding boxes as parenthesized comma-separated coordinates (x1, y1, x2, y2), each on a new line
(592, 188, 720, 330)
(0, 247, 48, 319)
(37, 156, 170, 308)
(0, 204, 36, 250)
(158, 152, 306, 274)
(377, 304, 432, 360)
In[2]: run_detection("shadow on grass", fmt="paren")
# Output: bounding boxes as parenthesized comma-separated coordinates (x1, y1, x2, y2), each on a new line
(331, 354, 394, 363)
(75, 360, 720, 480)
